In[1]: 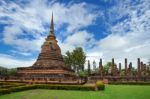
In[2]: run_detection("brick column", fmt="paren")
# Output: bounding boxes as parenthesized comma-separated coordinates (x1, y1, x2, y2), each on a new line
(129, 62, 132, 76)
(119, 63, 121, 75)
(125, 58, 127, 76)
(137, 58, 141, 76)
(140, 62, 144, 76)
(143, 64, 146, 76)
(112, 58, 115, 76)
(99, 58, 103, 76)
(88, 60, 91, 75)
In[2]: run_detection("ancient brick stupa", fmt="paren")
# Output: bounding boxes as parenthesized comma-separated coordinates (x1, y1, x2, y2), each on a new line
(17, 14, 76, 83)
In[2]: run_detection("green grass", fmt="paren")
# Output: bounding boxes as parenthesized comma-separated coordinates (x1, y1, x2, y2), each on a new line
(0, 85, 150, 99)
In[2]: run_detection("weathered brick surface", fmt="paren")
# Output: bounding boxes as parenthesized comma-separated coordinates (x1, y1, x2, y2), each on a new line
(17, 15, 76, 81)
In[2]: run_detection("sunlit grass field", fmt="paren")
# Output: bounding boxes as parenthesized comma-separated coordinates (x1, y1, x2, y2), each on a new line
(0, 85, 150, 99)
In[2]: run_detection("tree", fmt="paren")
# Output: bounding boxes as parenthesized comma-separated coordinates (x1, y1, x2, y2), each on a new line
(72, 47, 86, 73)
(103, 62, 111, 75)
(64, 47, 86, 74)
(79, 70, 88, 78)
(8, 68, 17, 76)
(0, 66, 8, 76)
(120, 69, 125, 76)
(148, 58, 150, 66)
(131, 67, 137, 76)
(93, 60, 96, 71)
(64, 51, 72, 69)
(0, 66, 17, 77)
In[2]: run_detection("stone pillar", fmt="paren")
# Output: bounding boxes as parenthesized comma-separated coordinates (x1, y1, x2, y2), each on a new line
(112, 58, 115, 76)
(129, 62, 132, 76)
(108, 62, 111, 75)
(129, 62, 132, 69)
(143, 64, 146, 76)
(141, 62, 143, 70)
(119, 63, 121, 75)
(99, 58, 103, 76)
(137, 58, 141, 76)
(114, 64, 118, 76)
(88, 60, 91, 75)
(125, 58, 127, 76)
(140, 62, 144, 76)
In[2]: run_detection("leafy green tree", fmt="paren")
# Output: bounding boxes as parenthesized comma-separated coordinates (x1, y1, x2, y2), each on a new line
(0, 66, 17, 77)
(8, 68, 17, 76)
(72, 47, 86, 73)
(103, 62, 111, 75)
(93, 60, 96, 71)
(79, 70, 88, 78)
(64, 51, 72, 69)
(120, 69, 125, 76)
(0, 66, 8, 76)
(64, 47, 86, 74)
(131, 67, 137, 76)
(148, 58, 150, 66)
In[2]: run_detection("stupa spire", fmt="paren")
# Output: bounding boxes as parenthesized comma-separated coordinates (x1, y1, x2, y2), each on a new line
(50, 12, 54, 35)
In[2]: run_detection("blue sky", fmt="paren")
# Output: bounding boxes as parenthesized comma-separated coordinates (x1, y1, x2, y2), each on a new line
(0, 0, 150, 68)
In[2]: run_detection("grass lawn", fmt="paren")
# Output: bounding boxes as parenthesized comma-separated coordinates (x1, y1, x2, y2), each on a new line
(0, 85, 150, 99)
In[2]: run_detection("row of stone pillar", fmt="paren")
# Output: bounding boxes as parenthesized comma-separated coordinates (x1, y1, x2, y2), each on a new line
(98, 58, 150, 76)
(137, 58, 148, 76)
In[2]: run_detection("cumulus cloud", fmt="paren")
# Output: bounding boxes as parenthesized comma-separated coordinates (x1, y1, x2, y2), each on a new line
(64, 31, 95, 49)
(58, 30, 96, 55)
(0, 53, 35, 68)
(89, 0, 150, 67)
(0, 0, 98, 67)
(0, 0, 98, 51)
(0, 0, 150, 68)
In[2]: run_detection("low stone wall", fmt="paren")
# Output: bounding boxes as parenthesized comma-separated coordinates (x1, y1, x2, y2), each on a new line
(87, 76, 150, 84)
(0, 77, 86, 85)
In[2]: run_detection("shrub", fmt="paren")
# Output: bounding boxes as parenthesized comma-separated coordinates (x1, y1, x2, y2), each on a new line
(79, 71, 88, 78)
(95, 80, 105, 90)
(34, 84, 95, 91)
(109, 82, 150, 85)
(0, 89, 11, 95)
(0, 84, 96, 95)
(10, 85, 38, 92)
(0, 82, 26, 89)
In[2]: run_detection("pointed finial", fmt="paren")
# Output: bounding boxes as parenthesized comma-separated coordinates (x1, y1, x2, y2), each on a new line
(50, 12, 54, 35)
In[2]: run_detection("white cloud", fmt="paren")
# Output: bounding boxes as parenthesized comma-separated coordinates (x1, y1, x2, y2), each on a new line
(0, 0, 150, 68)
(99, 34, 128, 50)
(10, 50, 32, 56)
(0, 54, 35, 68)
(0, 0, 98, 67)
(0, 0, 98, 52)
(89, 0, 150, 67)
(65, 31, 95, 48)
(58, 30, 96, 55)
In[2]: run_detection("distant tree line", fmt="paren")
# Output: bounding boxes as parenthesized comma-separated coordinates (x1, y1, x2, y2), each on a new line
(0, 66, 17, 77)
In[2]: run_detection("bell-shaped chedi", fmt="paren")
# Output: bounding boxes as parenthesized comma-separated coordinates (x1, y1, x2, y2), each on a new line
(32, 13, 64, 67)
(17, 13, 76, 83)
